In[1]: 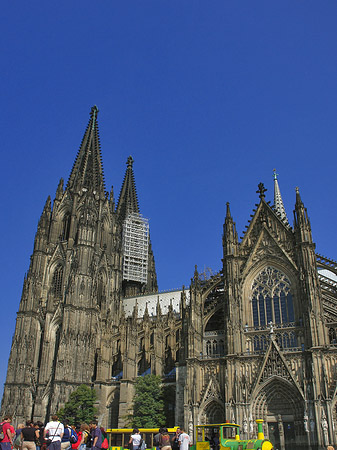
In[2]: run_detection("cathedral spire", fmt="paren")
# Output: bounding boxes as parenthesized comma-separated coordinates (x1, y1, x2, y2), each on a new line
(67, 106, 105, 195)
(273, 169, 288, 223)
(223, 202, 238, 257)
(293, 187, 312, 244)
(116, 156, 139, 222)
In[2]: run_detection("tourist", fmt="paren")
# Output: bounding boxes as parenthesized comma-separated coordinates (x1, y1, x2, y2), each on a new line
(61, 420, 72, 450)
(14, 424, 25, 449)
(44, 415, 64, 450)
(129, 429, 141, 450)
(89, 421, 102, 450)
(0, 416, 15, 450)
(159, 428, 171, 450)
(21, 421, 39, 450)
(153, 428, 163, 450)
(178, 428, 191, 450)
(34, 422, 44, 450)
(99, 428, 108, 450)
(77, 424, 90, 450)
(171, 428, 181, 450)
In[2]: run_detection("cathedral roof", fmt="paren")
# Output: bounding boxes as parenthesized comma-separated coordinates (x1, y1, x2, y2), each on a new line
(67, 106, 105, 195)
(116, 156, 139, 221)
(123, 289, 190, 318)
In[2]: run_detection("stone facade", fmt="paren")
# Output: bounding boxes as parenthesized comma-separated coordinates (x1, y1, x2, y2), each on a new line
(2, 107, 337, 450)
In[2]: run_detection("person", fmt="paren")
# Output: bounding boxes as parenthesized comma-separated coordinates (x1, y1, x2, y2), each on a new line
(70, 426, 80, 450)
(210, 433, 219, 450)
(327, 446, 334, 450)
(44, 415, 64, 450)
(159, 428, 171, 450)
(21, 421, 39, 450)
(171, 429, 181, 450)
(14, 424, 25, 450)
(89, 421, 102, 450)
(77, 425, 90, 450)
(35, 422, 44, 450)
(0, 416, 15, 450)
(99, 429, 108, 450)
(154, 428, 163, 450)
(129, 429, 141, 450)
(61, 420, 71, 450)
(178, 428, 191, 450)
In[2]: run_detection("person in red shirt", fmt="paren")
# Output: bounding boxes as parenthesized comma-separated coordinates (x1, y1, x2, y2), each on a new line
(1, 416, 15, 450)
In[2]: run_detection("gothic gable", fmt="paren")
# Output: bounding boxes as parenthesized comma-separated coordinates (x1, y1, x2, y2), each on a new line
(200, 369, 223, 408)
(241, 226, 297, 277)
(240, 201, 295, 262)
(251, 337, 303, 399)
(49, 242, 67, 267)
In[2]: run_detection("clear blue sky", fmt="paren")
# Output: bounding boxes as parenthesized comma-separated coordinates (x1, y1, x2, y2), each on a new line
(1, 1, 337, 396)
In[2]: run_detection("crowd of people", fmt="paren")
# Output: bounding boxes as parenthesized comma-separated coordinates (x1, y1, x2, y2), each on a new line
(129, 427, 191, 450)
(0, 415, 109, 450)
(0, 416, 192, 450)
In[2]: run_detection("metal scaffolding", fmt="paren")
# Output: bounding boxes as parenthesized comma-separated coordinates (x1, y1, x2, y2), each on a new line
(122, 212, 149, 283)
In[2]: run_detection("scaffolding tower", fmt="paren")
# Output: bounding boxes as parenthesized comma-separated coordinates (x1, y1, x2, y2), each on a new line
(122, 212, 149, 284)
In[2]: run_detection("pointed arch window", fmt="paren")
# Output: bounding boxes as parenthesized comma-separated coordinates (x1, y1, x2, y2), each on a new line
(251, 267, 295, 328)
(61, 213, 71, 241)
(51, 264, 64, 298)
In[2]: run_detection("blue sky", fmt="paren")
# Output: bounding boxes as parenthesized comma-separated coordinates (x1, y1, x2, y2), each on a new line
(1, 1, 337, 396)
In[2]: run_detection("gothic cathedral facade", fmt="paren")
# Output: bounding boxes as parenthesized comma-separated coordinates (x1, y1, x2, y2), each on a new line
(2, 107, 337, 450)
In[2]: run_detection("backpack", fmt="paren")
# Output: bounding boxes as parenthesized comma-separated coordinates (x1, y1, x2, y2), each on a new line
(0, 423, 4, 441)
(69, 428, 78, 444)
(86, 432, 93, 448)
(14, 434, 22, 449)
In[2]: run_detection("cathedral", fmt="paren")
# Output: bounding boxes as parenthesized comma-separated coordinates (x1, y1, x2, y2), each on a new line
(2, 106, 337, 450)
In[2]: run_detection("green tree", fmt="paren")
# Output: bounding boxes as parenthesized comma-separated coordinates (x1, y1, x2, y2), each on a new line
(131, 375, 166, 427)
(57, 384, 98, 424)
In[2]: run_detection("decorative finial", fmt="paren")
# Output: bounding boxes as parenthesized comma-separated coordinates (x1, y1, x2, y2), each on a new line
(90, 106, 99, 130)
(256, 182, 267, 199)
(127, 155, 134, 168)
(273, 168, 278, 180)
(90, 105, 99, 116)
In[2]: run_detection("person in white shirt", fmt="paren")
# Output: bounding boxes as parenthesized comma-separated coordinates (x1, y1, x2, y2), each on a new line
(178, 428, 191, 450)
(44, 415, 64, 450)
(129, 429, 141, 450)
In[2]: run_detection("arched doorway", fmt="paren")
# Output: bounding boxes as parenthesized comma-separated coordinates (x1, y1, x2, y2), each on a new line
(202, 401, 224, 424)
(252, 377, 305, 450)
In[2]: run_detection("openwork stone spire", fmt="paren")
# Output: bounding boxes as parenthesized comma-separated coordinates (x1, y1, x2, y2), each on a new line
(117, 155, 140, 222)
(67, 106, 105, 195)
(273, 169, 288, 224)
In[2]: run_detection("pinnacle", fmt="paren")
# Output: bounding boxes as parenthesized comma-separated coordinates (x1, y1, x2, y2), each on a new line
(67, 106, 105, 194)
(273, 169, 289, 224)
(116, 155, 140, 222)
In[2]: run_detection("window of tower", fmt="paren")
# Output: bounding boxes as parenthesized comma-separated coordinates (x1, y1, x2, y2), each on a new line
(251, 267, 295, 327)
(51, 264, 64, 298)
(61, 213, 71, 241)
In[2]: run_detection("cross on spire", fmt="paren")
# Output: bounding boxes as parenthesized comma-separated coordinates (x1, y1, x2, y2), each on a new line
(257, 182, 267, 199)
(127, 155, 134, 168)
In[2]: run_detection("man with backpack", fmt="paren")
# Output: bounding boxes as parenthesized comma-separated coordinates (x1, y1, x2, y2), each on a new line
(44, 415, 64, 450)
(0, 416, 14, 450)
(89, 422, 102, 450)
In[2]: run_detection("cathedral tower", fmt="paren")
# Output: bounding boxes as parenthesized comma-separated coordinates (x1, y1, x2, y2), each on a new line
(1, 107, 157, 423)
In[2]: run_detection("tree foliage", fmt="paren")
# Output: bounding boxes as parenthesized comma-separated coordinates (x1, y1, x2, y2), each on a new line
(131, 375, 166, 428)
(57, 384, 98, 424)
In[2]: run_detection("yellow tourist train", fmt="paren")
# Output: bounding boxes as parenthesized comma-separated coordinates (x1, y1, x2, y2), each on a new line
(106, 420, 273, 450)
(194, 420, 273, 450)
